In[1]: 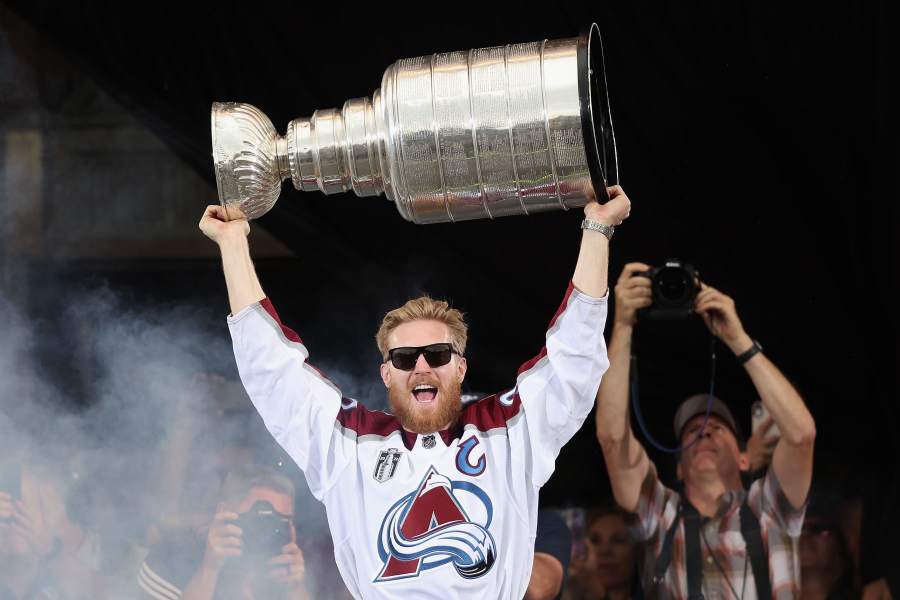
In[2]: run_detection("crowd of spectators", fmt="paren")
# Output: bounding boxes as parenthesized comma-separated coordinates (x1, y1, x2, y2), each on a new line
(1, 264, 897, 599)
(2, 376, 894, 600)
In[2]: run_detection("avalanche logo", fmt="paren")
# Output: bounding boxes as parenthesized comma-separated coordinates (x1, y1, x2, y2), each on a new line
(374, 466, 497, 582)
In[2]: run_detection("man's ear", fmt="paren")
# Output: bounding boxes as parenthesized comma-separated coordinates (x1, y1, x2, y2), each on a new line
(456, 356, 467, 384)
(380, 362, 391, 388)
(738, 452, 751, 473)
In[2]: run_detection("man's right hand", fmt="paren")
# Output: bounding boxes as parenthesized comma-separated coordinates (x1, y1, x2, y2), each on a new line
(199, 205, 250, 246)
(613, 262, 653, 327)
(0, 491, 12, 519)
(201, 506, 243, 572)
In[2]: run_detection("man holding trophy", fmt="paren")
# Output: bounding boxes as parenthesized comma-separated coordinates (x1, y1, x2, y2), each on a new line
(202, 24, 625, 598)
(199, 182, 627, 599)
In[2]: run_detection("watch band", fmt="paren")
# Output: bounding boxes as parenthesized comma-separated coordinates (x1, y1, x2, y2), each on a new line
(736, 339, 763, 365)
(580, 219, 615, 240)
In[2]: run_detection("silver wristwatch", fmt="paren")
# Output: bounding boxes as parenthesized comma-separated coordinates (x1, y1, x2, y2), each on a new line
(580, 219, 615, 240)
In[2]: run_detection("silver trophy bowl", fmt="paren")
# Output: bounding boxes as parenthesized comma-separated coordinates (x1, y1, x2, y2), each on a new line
(211, 24, 617, 223)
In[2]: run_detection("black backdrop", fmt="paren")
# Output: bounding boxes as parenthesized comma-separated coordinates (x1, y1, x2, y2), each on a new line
(6, 0, 897, 504)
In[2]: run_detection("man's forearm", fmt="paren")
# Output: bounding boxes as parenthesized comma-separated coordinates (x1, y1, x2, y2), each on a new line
(572, 229, 610, 298)
(595, 323, 634, 443)
(734, 338, 815, 508)
(728, 334, 815, 446)
(219, 235, 266, 316)
(595, 321, 650, 512)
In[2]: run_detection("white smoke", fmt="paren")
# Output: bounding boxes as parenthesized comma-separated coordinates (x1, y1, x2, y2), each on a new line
(0, 9, 351, 599)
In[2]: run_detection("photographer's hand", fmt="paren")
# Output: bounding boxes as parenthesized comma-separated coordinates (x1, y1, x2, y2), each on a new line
(181, 506, 243, 600)
(744, 416, 778, 473)
(0, 491, 11, 520)
(694, 284, 752, 354)
(201, 506, 243, 572)
(0, 492, 11, 543)
(613, 262, 652, 328)
(269, 543, 308, 599)
(10, 497, 54, 558)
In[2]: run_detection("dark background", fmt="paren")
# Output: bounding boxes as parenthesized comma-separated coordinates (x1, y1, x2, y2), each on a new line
(3, 0, 897, 506)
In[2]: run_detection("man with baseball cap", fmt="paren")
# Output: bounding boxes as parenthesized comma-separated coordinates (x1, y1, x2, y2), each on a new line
(594, 262, 817, 599)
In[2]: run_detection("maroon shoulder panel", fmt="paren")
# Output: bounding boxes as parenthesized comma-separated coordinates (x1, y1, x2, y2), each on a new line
(259, 298, 304, 345)
(458, 390, 522, 432)
(336, 402, 402, 438)
(517, 281, 574, 376)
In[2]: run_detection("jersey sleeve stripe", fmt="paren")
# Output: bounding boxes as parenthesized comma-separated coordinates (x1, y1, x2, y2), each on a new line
(137, 562, 181, 600)
(253, 298, 345, 401)
(516, 281, 575, 376)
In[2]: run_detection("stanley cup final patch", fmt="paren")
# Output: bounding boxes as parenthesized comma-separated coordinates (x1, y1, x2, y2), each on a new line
(374, 448, 403, 483)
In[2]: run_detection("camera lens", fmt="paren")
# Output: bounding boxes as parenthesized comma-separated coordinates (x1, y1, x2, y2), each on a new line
(656, 267, 690, 305)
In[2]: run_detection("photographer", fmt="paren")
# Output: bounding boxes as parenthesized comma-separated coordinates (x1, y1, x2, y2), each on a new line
(137, 466, 308, 600)
(595, 262, 816, 598)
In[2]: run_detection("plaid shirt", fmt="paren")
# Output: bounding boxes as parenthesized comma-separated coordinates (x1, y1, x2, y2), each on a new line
(637, 467, 805, 599)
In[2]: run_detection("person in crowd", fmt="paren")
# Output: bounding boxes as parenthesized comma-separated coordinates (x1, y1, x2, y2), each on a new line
(152, 372, 256, 534)
(0, 419, 106, 600)
(595, 262, 817, 598)
(137, 465, 309, 600)
(564, 505, 640, 600)
(527, 509, 573, 600)
(0, 466, 59, 600)
(197, 186, 630, 598)
(859, 459, 898, 600)
(799, 490, 859, 600)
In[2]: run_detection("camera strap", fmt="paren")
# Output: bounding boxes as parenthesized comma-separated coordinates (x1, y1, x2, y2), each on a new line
(629, 333, 718, 454)
(739, 500, 772, 599)
(653, 497, 771, 599)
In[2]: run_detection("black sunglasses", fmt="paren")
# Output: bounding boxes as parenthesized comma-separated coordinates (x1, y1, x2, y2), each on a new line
(385, 343, 459, 371)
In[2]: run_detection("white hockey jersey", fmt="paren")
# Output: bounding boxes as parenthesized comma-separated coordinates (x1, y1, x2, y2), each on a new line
(227, 283, 609, 599)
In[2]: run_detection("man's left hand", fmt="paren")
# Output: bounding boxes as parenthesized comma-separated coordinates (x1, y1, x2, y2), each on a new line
(584, 185, 631, 226)
(694, 284, 752, 354)
(268, 543, 306, 592)
(11, 498, 54, 557)
(744, 416, 779, 472)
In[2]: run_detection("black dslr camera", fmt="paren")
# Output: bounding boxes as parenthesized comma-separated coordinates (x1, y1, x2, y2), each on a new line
(234, 500, 293, 559)
(634, 259, 700, 320)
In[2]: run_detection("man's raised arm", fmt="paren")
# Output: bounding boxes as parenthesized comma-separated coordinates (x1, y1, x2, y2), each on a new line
(595, 263, 653, 512)
(199, 205, 265, 315)
(695, 284, 816, 509)
(510, 186, 631, 488)
(572, 185, 630, 297)
(199, 204, 352, 499)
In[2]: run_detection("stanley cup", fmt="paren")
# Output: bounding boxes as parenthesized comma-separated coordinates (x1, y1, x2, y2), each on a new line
(211, 24, 617, 224)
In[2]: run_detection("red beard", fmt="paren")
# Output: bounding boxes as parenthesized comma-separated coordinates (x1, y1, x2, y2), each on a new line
(388, 377, 462, 434)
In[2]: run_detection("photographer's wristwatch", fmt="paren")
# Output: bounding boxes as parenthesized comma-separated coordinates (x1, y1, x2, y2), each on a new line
(736, 339, 763, 365)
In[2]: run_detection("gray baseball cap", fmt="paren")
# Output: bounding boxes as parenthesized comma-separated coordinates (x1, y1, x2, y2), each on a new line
(673, 394, 741, 441)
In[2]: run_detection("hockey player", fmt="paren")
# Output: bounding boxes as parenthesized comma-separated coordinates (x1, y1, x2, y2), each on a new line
(198, 186, 631, 599)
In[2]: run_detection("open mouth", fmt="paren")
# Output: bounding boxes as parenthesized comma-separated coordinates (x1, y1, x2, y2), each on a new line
(412, 384, 438, 404)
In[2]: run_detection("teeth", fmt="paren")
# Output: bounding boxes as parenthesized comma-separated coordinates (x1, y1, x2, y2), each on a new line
(414, 384, 436, 391)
